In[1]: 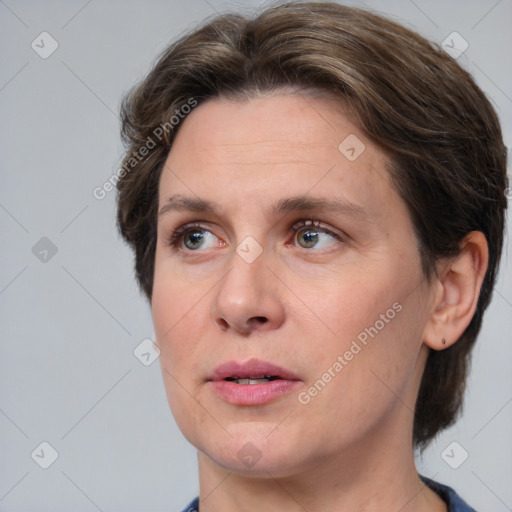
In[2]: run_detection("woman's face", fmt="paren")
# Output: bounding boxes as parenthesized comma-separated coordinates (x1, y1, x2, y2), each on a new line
(152, 90, 435, 476)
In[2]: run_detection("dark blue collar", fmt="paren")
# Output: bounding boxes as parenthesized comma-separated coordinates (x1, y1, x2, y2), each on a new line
(181, 476, 477, 511)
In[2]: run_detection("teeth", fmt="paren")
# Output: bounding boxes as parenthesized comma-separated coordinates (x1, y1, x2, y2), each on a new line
(224, 375, 279, 384)
(235, 378, 271, 385)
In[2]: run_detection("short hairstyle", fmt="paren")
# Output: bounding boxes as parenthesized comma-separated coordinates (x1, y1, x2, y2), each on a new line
(116, 1, 507, 448)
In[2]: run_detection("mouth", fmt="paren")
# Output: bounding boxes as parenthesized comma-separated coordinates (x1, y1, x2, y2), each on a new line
(210, 358, 300, 383)
(223, 375, 283, 385)
(208, 359, 301, 405)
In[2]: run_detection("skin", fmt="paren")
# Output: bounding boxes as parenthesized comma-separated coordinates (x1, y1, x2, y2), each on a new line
(151, 89, 488, 511)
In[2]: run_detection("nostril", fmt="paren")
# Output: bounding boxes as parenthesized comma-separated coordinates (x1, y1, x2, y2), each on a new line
(250, 316, 268, 324)
(217, 318, 229, 330)
(214, 315, 270, 333)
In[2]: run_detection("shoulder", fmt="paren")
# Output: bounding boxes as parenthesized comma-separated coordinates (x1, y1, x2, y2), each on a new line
(421, 475, 477, 512)
(179, 497, 199, 512)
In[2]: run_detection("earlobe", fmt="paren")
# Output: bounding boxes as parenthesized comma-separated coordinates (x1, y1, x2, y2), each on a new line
(423, 231, 489, 351)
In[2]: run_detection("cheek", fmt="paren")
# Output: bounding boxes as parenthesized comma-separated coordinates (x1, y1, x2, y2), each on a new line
(151, 267, 205, 371)
(294, 302, 423, 451)
(298, 266, 396, 344)
(151, 273, 211, 433)
(295, 261, 425, 396)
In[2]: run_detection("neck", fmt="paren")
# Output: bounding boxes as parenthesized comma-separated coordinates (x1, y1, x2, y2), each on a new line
(196, 407, 446, 512)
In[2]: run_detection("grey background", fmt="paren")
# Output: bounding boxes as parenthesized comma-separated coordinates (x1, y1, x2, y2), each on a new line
(1, 0, 511, 510)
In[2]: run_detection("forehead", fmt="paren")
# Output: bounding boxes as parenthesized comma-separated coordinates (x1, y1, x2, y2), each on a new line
(169, 90, 358, 163)
(159, 91, 398, 222)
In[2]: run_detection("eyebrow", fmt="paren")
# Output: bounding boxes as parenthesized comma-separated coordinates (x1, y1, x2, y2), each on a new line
(158, 194, 372, 222)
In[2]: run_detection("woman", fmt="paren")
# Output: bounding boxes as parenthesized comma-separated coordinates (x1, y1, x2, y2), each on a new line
(116, 2, 507, 510)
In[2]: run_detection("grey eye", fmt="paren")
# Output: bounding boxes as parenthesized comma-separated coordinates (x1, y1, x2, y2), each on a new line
(295, 227, 337, 249)
(183, 229, 218, 250)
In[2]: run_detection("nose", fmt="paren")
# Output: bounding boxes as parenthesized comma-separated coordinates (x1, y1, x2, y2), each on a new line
(212, 252, 286, 336)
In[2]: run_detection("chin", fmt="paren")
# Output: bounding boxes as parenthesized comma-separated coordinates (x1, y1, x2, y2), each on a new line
(196, 425, 310, 478)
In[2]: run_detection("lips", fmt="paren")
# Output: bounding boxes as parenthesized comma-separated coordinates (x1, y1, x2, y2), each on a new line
(210, 359, 300, 382)
(208, 358, 301, 406)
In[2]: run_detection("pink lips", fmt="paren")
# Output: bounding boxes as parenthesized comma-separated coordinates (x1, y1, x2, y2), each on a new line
(208, 358, 301, 406)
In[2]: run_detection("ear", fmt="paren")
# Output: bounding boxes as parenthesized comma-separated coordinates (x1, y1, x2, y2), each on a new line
(423, 231, 489, 351)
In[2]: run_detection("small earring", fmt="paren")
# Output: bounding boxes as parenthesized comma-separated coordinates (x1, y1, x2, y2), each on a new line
(442, 338, 447, 345)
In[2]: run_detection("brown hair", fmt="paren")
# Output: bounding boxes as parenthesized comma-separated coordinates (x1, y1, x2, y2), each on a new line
(116, 1, 507, 448)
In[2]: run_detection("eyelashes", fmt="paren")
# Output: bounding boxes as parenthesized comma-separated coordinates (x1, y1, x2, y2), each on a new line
(167, 222, 204, 247)
(167, 223, 223, 251)
(166, 218, 345, 252)
(290, 219, 341, 250)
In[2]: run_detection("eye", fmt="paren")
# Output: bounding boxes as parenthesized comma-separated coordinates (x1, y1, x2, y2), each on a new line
(168, 224, 222, 251)
(292, 220, 340, 249)
(168, 220, 342, 252)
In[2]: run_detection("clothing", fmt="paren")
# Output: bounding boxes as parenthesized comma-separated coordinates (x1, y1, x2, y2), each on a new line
(179, 477, 476, 511)
(421, 476, 477, 512)
(180, 497, 199, 512)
